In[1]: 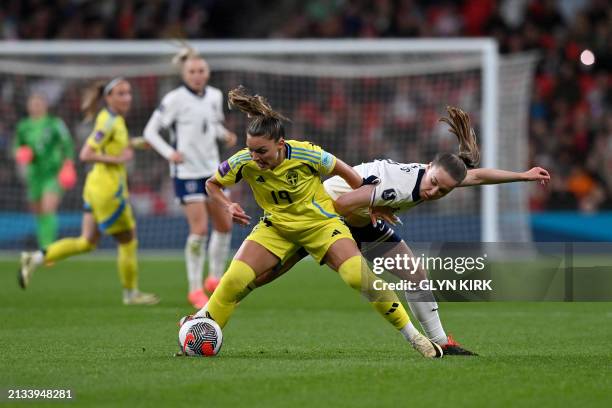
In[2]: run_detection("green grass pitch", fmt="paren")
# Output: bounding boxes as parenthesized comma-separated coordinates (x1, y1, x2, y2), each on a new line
(1, 256, 610, 407)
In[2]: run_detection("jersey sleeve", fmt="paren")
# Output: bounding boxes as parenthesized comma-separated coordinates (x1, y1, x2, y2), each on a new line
(288, 141, 337, 176)
(214, 149, 251, 187)
(53, 117, 74, 160)
(143, 93, 177, 159)
(86, 111, 116, 150)
(156, 92, 178, 128)
(211, 89, 228, 142)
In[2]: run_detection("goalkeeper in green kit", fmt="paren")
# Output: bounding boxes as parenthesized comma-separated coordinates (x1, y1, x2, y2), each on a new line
(13, 93, 77, 249)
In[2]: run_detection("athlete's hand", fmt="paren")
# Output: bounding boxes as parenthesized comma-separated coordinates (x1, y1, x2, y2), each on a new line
(227, 202, 251, 226)
(224, 131, 237, 148)
(119, 147, 134, 163)
(369, 206, 401, 227)
(169, 151, 184, 164)
(58, 160, 77, 189)
(523, 167, 550, 186)
(15, 146, 34, 165)
(130, 136, 151, 150)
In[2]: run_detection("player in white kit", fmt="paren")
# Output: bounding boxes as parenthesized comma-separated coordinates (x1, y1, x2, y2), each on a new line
(144, 46, 237, 308)
(238, 107, 551, 355)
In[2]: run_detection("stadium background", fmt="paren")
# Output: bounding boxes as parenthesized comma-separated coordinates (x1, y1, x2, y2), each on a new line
(1, 2, 611, 407)
(0, 0, 611, 250)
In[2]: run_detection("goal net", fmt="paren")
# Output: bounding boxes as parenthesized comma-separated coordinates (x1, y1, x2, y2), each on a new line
(0, 40, 537, 250)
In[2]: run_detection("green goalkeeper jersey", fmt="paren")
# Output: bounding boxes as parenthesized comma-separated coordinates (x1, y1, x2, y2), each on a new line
(14, 114, 74, 178)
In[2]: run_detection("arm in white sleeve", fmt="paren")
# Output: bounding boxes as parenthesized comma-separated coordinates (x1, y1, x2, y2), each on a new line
(143, 109, 175, 160)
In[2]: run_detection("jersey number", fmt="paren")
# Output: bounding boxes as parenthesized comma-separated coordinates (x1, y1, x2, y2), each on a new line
(271, 190, 293, 204)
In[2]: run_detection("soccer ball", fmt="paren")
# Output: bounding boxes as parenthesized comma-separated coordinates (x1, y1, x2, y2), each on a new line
(178, 317, 223, 356)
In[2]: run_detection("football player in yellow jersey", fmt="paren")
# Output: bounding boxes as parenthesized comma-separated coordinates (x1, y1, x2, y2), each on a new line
(184, 86, 442, 358)
(18, 78, 159, 306)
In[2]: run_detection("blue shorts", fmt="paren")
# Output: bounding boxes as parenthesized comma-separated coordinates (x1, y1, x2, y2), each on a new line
(349, 220, 402, 262)
(173, 177, 210, 205)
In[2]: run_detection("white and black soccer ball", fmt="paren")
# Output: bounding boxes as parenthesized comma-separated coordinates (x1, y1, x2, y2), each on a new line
(178, 317, 223, 356)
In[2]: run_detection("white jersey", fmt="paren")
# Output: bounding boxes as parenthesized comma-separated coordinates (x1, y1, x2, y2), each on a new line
(323, 159, 426, 222)
(144, 84, 228, 179)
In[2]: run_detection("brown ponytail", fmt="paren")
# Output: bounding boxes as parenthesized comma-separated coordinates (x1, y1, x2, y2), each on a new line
(432, 106, 480, 184)
(228, 85, 289, 141)
(439, 106, 480, 168)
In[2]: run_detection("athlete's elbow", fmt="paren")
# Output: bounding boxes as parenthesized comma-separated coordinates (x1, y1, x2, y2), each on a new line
(205, 178, 220, 195)
(333, 196, 351, 216)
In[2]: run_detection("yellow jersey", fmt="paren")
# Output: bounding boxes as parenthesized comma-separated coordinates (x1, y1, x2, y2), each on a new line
(214, 140, 338, 230)
(84, 108, 129, 199)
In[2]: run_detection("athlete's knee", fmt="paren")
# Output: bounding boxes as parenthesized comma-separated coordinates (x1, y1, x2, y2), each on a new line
(219, 259, 256, 294)
(337, 255, 364, 291)
(78, 236, 97, 252)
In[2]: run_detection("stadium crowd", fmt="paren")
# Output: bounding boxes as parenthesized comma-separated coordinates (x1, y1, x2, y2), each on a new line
(1, 0, 611, 212)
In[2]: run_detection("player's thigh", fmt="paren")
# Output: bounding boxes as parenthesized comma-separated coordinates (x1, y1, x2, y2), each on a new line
(206, 199, 232, 233)
(81, 212, 100, 245)
(324, 238, 361, 271)
(234, 240, 282, 277)
(182, 201, 208, 236)
(240, 221, 300, 275)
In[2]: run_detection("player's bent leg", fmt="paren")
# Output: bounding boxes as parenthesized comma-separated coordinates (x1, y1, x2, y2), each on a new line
(183, 202, 208, 307)
(113, 229, 159, 306)
(324, 238, 442, 358)
(38, 190, 61, 248)
(206, 199, 233, 292)
(195, 240, 280, 328)
(18, 213, 98, 289)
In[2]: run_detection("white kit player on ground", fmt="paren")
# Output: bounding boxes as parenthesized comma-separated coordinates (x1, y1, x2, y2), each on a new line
(243, 106, 551, 355)
(144, 46, 237, 308)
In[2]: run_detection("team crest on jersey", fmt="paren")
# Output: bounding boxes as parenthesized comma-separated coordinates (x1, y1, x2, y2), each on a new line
(382, 188, 397, 201)
(94, 130, 104, 142)
(286, 170, 298, 186)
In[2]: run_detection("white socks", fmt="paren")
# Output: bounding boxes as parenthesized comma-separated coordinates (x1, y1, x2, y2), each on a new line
(208, 231, 231, 279)
(185, 234, 207, 292)
(399, 321, 420, 342)
(405, 289, 448, 346)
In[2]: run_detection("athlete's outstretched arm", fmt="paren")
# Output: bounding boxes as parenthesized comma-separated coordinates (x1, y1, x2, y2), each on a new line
(205, 178, 251, 226)
(79, 143, 133, 165)
(459, 166, 550, 187)
(330, 158, 363, 189)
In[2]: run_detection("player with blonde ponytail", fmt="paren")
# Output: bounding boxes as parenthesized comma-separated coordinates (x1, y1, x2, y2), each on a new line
(144, 45, 237, 309)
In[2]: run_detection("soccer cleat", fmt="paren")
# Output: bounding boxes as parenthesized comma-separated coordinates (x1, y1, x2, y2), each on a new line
(18, 251, 39, 289)
(204, 276, 220, 294)
(123, 291, 160, 306)
(441, 334, 478, 356)
(410, 333, 444, 358)
(188, 289, 209, 309)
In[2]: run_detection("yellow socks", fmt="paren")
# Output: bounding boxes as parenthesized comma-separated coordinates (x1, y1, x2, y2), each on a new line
(44, 236, 95, 263)
(337, 255, 410, 330)
(118, 239, 138, 290)
(205, 259, 256, 328)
